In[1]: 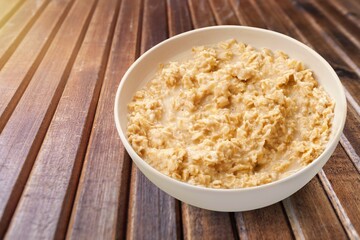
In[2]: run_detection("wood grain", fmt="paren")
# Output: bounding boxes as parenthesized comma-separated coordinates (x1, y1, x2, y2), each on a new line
(187, 0, 216, 28)
(310, 0, 360, 47)
(321, 145, 360, 238)
(0, 0, 74, 131)
(252, 0, 305, 40)
(343, 104, 360, 162)
(167, 0, 193, 36)
(0, 0, 24, 28)
(4, 0, 119, 239)
(0, 0, 97, 237)
(182, 204, 235, 240)
(294, 0, 360, 68)
(331, 0, 360, 25)
(235, 206, 293, 240)
(66, 0, 142, 239)
(0, 0, 49, 69)
(229, 0, 267, 28)
(283, 177, 347, 239)
(208, 0, 239, 25)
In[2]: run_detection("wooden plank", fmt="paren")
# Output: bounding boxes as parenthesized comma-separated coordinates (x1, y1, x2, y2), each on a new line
(252, 0, 305, 39)
(128, 166, 181, 240)
(0, 0, 74, 132)
(0, 0, 24, 28)
(310, 0, 360, 47)
(283, 177, 347, 239)
(0, 0, 98, 237)
(4, 0, 119, 239)
(235, 205, 293, 240)
(182, 204, 235, 240)
(167, 0, 193, 36)
(331, 0, 360, 25)
(294, 0, 360, 68)
(126, 1, 182, 239)
(320, 145, 360, 238)
(229, 0, 267, 28)
(342, 104, 360, 162)
(187, 0, 216, 28)
(0, 0, 49, 69)
(208, 0, 239, 25)
(66, 0, 142, 239)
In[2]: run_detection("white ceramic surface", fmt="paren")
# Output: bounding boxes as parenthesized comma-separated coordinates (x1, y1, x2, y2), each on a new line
(114, 26, 347, 212)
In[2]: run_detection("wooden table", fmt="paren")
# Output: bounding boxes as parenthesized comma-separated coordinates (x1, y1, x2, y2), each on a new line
(0, 0, 359, 239)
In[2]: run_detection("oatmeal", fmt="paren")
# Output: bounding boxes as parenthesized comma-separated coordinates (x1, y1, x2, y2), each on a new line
(127, 39, 334, 189)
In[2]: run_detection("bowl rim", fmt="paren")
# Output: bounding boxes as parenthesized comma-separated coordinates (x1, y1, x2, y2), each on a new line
(114, 25, 347, 193)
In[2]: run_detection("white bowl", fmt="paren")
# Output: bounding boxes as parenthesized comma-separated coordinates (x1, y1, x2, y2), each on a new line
(114, 26, 347, 211)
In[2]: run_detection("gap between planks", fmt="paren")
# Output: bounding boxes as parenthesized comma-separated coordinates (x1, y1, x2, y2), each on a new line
(0, 0, 51, 70)
(0, 0, 76, 133)
(66, 0, 143, 239)
(0, 0, 99, 237)
(318, 170, 360, 239)
(59, 0, 122, 237)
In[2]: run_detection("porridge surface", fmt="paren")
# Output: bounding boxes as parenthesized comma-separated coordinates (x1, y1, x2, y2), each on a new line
(127, 39, 334, 189)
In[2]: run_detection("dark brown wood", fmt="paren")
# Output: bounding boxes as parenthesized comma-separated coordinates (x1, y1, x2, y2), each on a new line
(208, 0, 239, 25)
(343, 104, 360, 162)
(283, 177, 347, 239)
(187, 0, 216, 28)
(0, 0, 97, 237)
(331, 0, 360, 25)
(182, 204, 235, 240)
(294, 0, 360, 68)
(320, 145, 360, 238)
(65, 0, 142, 239)
(229, 0, 267, 28)
(311, 0, 360, 46)
(0, 0, 74, 131)
(167, 0, 193, 36)
(4, 0, 119, 239)
(0, 0, 49, 69)
(235, 206, 293, 240)
(252, 0, 305, 40)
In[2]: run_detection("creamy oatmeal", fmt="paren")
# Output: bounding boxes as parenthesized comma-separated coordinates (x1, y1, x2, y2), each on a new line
(127, 39, 334, 189)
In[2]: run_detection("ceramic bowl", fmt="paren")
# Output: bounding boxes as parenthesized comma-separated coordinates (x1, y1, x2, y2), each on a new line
(114, 26, 346, 211)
